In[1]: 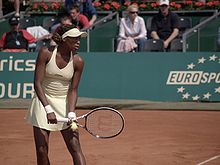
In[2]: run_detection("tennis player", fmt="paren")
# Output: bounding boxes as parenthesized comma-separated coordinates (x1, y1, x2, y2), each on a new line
(26, 25, 87, 165)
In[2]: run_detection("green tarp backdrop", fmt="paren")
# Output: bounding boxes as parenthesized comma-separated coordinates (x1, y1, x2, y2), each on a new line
(0, 52, 219, 102)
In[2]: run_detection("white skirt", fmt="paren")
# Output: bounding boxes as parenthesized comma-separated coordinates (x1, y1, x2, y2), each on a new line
(26, 93, 70, 131)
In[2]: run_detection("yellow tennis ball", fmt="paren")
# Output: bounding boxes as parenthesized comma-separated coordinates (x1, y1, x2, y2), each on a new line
(70, 122, 78, 131)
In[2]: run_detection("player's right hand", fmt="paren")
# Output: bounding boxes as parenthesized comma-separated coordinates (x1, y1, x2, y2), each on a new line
(44, 105, 57, 124)
(47, 112, 57, 124)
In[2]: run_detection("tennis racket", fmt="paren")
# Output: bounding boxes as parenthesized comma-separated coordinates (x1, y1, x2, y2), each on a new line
(57, 107, 125, 139)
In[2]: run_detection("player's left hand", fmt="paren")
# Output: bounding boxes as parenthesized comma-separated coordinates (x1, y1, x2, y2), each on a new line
(68, 112, 77, 121)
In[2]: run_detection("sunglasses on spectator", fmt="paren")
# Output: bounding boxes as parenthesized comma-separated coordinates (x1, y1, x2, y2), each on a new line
(130, 11, 138, 14)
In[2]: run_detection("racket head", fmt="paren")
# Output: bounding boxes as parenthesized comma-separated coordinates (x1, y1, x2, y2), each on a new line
(83, 107, 125, 139)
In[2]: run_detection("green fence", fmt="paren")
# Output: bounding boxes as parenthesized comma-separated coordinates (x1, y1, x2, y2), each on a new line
(0, 52, 219, 102)
(186, 16, 220, 52)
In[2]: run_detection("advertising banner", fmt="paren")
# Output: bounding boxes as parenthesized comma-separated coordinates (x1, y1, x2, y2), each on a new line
(0, 52, 219, 102)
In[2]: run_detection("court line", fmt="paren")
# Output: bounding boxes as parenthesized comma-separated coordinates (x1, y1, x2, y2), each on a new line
(196, 155, 220, 165)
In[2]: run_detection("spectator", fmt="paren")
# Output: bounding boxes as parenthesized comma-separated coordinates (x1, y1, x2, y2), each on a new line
(69, 5, 90, 29)
(60, 16, 73, 26)
(14, 0, 20, 17)
(2, 0, 20, 16)
(116, 4, 147, 52)
(65, 0, 97, 26)
(151, 0, 179, 50)
(0, 16, 51, 52)
(8, 0, 20, 17)
(51, 15, 73, 33)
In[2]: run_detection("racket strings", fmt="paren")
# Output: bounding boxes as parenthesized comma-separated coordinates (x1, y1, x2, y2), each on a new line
(86, 110, 124, 138)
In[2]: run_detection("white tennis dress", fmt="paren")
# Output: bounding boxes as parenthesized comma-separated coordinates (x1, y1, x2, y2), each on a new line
(26, 47, 74, 131)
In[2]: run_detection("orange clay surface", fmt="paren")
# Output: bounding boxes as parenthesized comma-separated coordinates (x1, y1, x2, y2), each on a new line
(0, 109, 220, 165)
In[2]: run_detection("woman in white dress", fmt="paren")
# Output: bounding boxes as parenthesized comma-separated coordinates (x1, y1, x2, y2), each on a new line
(26, 25, 87, 165)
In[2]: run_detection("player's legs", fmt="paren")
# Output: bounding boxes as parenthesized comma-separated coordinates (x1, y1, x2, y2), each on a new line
(61, 128, 86, 165)
(33, 126, 51, 165)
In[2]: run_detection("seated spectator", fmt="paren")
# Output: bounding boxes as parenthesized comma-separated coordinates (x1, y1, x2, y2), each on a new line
(14, 0, 20, 17)
(26, 26, 52, 51)
(4, 0, 20, 17)
(51, 15, 73, 33)
(65, 0, 97, 26)
(69, 5, 90, 29)
(116, 4, 147, 52)
(151, 0, 179, 50)
(60, 15, 73, 26)
(0, 16, 51, 52)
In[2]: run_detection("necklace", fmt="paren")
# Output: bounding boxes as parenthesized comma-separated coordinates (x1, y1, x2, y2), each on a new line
(12, 31, 21, 46)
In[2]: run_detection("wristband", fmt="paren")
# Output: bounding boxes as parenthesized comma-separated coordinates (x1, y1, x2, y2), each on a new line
(68, 112, 76, 120)
(44, 105, 54, 114)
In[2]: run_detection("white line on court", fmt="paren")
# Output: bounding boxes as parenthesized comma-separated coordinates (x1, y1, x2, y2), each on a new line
(196, 155, 220, 165)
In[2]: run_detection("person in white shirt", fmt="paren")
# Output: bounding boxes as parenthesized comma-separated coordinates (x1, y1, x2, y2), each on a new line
(117, 4, 147, 52)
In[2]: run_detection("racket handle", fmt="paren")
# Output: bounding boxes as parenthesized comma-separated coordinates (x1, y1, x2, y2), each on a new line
(57, 117, 69, 123)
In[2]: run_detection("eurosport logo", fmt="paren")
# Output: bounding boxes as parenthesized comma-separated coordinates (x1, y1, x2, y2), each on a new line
(167, 71, 220, 85)
(166, 54, 220, 101)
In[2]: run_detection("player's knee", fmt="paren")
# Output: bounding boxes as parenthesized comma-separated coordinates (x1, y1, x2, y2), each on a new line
(71, 137, 80, 146)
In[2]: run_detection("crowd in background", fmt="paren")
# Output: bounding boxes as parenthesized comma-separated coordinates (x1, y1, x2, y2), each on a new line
(0, 0, 98, 52)
(0, 0, 219, 52)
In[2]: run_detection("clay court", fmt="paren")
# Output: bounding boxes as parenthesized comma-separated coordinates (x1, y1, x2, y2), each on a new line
(1, 108, 220, 165)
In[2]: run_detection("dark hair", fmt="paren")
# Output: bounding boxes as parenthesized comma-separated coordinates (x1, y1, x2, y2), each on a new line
(60, 15, 71, 23)
(52, 24, 76, 44)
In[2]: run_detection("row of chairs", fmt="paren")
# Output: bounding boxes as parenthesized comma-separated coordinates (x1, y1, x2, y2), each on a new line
(143, 38, 183, 52)
(113, 38, 183, 52)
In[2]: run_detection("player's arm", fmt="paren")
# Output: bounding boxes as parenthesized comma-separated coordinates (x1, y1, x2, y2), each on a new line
(34, 47, 50, 106)
(67, 54, 84, 118)
(34, 47, 56, 121)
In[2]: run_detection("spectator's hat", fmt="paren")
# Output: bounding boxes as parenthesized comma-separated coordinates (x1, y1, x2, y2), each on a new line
(8, 16, 20, 25)
(62, 28, 87, 39)
(159, 0, 169, 6)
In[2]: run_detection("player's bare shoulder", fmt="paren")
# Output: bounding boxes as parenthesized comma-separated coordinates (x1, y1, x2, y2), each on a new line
(38, 46, 53, 63)
(73, 53, 84, 70)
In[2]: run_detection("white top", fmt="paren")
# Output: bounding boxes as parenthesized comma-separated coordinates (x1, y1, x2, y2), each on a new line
(118, 16, 147, 40)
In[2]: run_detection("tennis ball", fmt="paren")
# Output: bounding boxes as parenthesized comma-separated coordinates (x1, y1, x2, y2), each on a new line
(70, 122, 78, 131)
